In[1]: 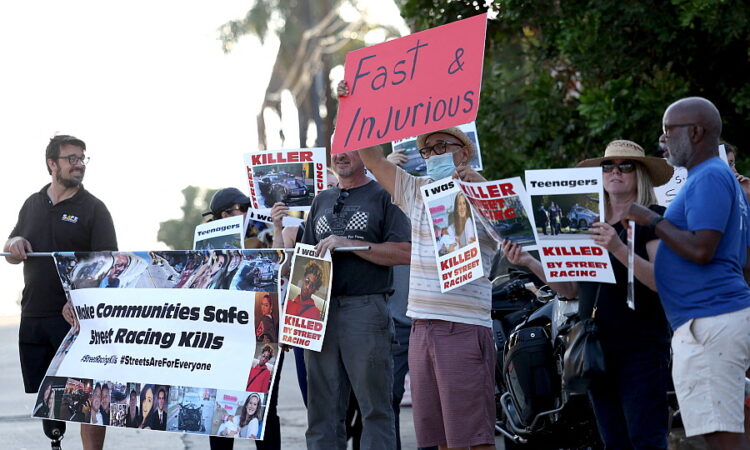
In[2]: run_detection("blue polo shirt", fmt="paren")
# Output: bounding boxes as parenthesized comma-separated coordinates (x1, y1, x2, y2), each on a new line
(655, 157, 750, 329)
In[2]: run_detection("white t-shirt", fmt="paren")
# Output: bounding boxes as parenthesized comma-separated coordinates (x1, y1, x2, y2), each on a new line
(449, 217, 476, 248)
(238, 416, 259, 438)
(393, 168, 495, 328)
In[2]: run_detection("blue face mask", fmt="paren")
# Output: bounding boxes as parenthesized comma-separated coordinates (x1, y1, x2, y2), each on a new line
(425, 152, 456, 180)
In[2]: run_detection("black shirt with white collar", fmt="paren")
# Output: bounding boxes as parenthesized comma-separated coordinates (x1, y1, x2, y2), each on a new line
(9, 184, 117, 317)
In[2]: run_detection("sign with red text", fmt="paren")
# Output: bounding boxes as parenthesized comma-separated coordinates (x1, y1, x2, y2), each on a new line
(244, 148, 327, 212)
(421, 178, 483, 292)
(458, 177, 537, 251)
(35, 250, 284, 440)
(280, 244, 333, 352)
(524, 168, 615, 283)
(332, 13, 488, 154)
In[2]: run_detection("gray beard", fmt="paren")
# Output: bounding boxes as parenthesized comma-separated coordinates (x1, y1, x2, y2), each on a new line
(666, 133, 692, 168)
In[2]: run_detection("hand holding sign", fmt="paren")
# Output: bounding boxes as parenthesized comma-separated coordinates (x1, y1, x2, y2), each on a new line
(589, 222, 626, 255)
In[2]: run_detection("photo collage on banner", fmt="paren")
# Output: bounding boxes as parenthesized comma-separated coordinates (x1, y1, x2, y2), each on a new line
(244, 147, 327, 213)
(280, 243, 333, 352)
(524, 168, 615, 283)
(420, 178, 483, 292)
(458, 177, 537, 251)
(389, 121, 484, 176)
(34, 250, 284, 440)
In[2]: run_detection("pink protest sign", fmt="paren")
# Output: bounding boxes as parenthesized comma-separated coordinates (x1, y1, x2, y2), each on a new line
(332, 13, 487, 154)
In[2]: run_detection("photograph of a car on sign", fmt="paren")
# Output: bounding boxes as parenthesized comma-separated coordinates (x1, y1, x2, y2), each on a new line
(530, 193, 600, 241)
(254, 164, 315, 208)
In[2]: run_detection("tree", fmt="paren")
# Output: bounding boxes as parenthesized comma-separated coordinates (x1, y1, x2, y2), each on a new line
(157, 186, 217, 250)
(219, 0, 401, 154)
(397, 0, 750, 178)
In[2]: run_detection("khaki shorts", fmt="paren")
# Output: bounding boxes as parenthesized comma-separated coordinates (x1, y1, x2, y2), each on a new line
(672, 306, 750, 437)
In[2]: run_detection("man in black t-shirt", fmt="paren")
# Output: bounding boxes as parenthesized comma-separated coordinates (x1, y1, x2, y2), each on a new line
(4, 135, 117, 450)
(301, 150, 411, 450)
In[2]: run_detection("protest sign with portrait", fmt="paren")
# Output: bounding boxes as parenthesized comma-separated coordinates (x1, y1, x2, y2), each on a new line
(280, 243, 332, 352)
(244, 147, 327, 212)
(420, 178, 483, 292)
(525, 168, 615, 283)
(33, 250, 284, 440)
(332, 13, 488, 154)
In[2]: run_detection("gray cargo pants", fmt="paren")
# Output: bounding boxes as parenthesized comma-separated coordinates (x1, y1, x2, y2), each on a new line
(305, 293, 396, 450)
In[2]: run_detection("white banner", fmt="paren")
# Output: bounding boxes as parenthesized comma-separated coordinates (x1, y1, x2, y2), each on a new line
(34, 250, 284, 440)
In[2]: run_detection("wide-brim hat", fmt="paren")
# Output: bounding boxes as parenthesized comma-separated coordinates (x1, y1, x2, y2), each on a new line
(416, 127, 475, 160)
(576, 140, 674, 187)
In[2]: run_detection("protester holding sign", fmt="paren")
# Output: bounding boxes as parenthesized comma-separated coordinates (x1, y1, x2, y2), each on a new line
(357, 124, 497, 449)
(4, 135, 117, 450)
(204, 188, 283, 450)
(300, 149, 411, 450)
(505, 140, 674, 449)
(204, 187, 269, 249)
(623, 98, 750, 449)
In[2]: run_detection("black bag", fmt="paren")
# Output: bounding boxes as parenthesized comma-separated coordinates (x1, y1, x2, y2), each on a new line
(563, 285, 606, 394)
(504, 326, 559, 425)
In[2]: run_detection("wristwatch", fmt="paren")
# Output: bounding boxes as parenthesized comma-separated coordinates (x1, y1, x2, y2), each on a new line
(648, 215, 665, 233)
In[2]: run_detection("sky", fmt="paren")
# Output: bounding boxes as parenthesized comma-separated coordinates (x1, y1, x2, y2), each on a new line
(0, 0, 408, 316)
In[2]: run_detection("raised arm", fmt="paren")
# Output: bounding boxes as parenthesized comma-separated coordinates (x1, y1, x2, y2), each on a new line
(357, 145, 397, 197)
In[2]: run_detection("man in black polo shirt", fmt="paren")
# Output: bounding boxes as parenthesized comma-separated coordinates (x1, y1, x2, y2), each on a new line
(4, 135, 117, 449)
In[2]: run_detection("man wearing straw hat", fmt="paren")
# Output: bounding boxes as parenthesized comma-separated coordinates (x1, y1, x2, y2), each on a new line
(625, 97, 750, 449)
(4, 134, 117, 449)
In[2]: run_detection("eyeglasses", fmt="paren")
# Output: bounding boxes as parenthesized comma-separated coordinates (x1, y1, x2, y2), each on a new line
(302, 276, 318, 287)
(662, 123, 695, 138)
(418, 140, 462, 159)
(333, 189, 349, 215)
(601, 162, 636, 173)
(57, 155, 90, 165)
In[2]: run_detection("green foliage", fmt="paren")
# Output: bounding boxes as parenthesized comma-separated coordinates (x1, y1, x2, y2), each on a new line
(397, 0, 750, 177)
(157, 186, 217, 250)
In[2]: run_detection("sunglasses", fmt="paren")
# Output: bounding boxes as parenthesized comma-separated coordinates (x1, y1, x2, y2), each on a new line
(601, 162, 636, 174)
(333, 189, 349, 215)
(222, 204, 249, 215)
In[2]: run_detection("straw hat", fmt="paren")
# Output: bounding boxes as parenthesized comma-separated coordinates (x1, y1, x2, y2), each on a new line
(417, 127, 475, 160)
(576, 140, 673, 186)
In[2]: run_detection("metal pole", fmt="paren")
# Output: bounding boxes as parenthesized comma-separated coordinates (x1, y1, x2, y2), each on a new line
(1, 247, 372, 258)
(332, 246, 370, 252)
(0, 252, 56, 257)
